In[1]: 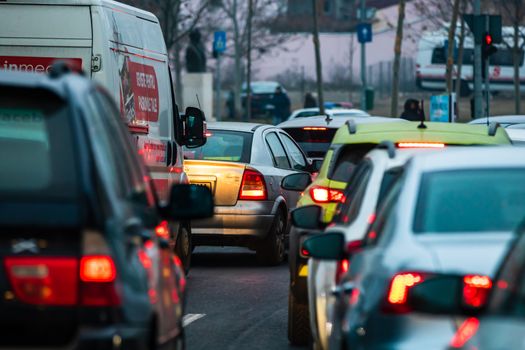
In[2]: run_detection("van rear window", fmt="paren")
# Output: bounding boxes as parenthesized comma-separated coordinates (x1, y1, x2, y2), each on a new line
(0, 88, 78, 199)
(328, 144, 376, 182)
(283, 127, 337, 158)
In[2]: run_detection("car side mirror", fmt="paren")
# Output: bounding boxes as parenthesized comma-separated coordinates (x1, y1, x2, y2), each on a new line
(291, 205, 325, 230)
(301, 232, 346, 260)
(164, 184, 214, 220)
(282, 173, 312, 191)
(309, 159, 323, 173)
(183, 107, 207, 148)
(395, 273, 489, 316)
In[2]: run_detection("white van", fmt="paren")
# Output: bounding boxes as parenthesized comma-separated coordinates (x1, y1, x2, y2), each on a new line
(0, 0, 206, 272)
(416, 29, 525, 95)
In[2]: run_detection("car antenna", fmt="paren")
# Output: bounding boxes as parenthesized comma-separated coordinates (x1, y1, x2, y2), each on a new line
(417, 99, 427, 129)
(325, 113, 333, 125)
(196, 94, 202, 109)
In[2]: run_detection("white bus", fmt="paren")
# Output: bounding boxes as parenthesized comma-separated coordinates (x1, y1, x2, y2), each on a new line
(416, 28, 525, 96)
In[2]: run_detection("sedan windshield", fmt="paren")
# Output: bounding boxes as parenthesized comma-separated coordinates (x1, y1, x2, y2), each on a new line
(414, 169, 525, 233)
(183, 130, 253, 163)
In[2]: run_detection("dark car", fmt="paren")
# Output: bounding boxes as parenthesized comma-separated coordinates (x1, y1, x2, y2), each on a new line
(0, 68, 213, 349)
(241, 81, 288, 117)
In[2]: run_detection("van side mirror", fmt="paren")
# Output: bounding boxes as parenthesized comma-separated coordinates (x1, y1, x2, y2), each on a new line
(302, 232, 346, 260)
(282, 173, 312, 191)
(291, 205, 325, 230)
(164, 184, 214, 220)
(182, 107, 207, 148)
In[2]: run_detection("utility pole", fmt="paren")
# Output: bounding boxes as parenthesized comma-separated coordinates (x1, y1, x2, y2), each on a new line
(215, 55, 222, 121)
(246, 0, 253, 121)
(360, 0, 367, 110)
(473, 0, 483, 119)
(312, 0, 325, 115)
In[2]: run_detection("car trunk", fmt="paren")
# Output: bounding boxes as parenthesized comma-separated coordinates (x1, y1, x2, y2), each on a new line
(184, 160, 247, 206)
(0, 3, 93, 74)
(0, 214, 83, 347)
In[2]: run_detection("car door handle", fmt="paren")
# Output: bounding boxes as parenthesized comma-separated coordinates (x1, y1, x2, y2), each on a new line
(332, 282, 355, 296)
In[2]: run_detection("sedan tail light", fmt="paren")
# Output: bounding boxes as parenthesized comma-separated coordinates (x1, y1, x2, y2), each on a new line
(239, 169, 267, 200)
(387, 272, 424, 307)
(462, 275, 492, 308)
(310, 186, 345, 203)
(335, 258, 349, 284)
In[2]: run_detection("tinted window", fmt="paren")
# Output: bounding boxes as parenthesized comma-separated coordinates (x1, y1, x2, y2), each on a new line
(333, 161, 373, 225)
(431, 47, 521, 67)
(283, 127, 337, 158)
(414, 169, 525, 233)
(364, 180, 401, 246)
(266, 132, 291, 168)
(377, 167, 404, 207)
(183, 130, 252, 163)
(280, 133, 307, 170)
(329, 144, 376, 182)
(0, 88, 78, 199)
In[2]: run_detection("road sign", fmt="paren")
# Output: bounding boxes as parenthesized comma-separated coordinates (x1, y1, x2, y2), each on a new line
(430, 94, 457, 123)
(213, 31, 227, 53)
(357, 23, 372, 44)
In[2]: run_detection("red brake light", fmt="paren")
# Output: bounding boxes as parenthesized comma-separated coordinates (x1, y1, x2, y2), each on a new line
(310, 186, 345, 203)
(336, 258, 350, 283)
(485, 34, 493, 45)
(397, 142, 445, 149)
(155, 220, 170, 239)
(80, 256, 116, 283)
(449, 317, 480, 348)
(303, 127, 327, 131)
(4, 257, 78, 306)
(387, 273, 424, 306)
(462, 275, 492, 308)
(239, 169, 267, 200)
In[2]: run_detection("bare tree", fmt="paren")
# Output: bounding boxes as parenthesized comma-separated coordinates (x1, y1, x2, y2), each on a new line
(445, 0, 461, 93)
(498, 0, 525, 114)
(123, 0, 210, 105)
(391, 0, 407, 118)
(203, 0, 291, 119)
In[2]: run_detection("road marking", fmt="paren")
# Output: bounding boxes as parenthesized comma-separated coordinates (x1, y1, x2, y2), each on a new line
(183, 313, 206, 327)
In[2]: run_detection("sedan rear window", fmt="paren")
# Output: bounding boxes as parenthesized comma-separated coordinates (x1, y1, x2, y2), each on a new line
(414, 169, 525, 233)
(0, 87, 78, 199)
(283, 127, 337, 158)
(183, 130, 252, 163)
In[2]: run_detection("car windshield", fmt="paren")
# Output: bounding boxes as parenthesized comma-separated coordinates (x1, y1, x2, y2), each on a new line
(243, 82, 278, 94)
(0, 87, 79, 200)
(183, 130, 252, 163)
(414, 169, 525, 233)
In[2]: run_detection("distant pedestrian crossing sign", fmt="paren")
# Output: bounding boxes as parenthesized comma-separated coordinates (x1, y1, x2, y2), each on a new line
(357, 23, 372, 44)
(213, 31, 227, 53)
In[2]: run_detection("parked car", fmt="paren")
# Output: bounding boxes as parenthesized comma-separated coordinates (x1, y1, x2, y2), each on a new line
(507, 127, 525, 145)
(402, 219, 525, 350)
(182, 122, 318, 265)
(303, 147, 525, 349)
(290, 145, 422, 350)
(282, 121, 511, 346)
(287, 108, 369, 121)
(469, 115, 525, 127)
(0, 0, 201, 273)
(241, 81, 288, 117)
(0, 69, 213, 349)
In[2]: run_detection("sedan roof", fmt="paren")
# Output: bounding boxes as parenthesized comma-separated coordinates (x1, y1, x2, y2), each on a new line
(469, 115, 525, 126)
(278, 115, 403, 129)
(207, 121, 268, 132)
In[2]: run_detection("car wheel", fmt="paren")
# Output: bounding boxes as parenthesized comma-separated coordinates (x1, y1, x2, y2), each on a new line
(256, 210, 285, 266)
(175, 225, 192, 275)
(288, 289, 311, 345)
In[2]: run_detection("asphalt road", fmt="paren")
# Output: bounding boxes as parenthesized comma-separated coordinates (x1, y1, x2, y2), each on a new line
(184, 247, 306, 350)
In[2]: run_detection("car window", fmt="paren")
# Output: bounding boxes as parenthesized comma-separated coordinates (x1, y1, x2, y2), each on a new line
(295, 111, 320, 118)
(0, 87, 79, 199)
(414, 169, 525, 233)
(183, 130, 252, 163)
(333, 160, 372, 225)
(279, 133, 307, 170)
(364, 179, 401, 246)
(377, 167, 405, 208)
(329, 144, 376, 182)
(96, 91, 156, 207)
(266, 132, 291, 169)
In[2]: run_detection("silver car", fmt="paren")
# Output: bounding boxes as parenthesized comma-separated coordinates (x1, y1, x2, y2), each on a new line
(183, 122, 317, 265)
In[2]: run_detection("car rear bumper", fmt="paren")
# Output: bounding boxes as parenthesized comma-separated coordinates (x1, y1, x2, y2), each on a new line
(192, 200, 275, 238)
(0, 324, 151, 350)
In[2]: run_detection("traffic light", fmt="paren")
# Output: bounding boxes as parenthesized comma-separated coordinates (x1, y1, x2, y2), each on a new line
(482, 32, 498, 79)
